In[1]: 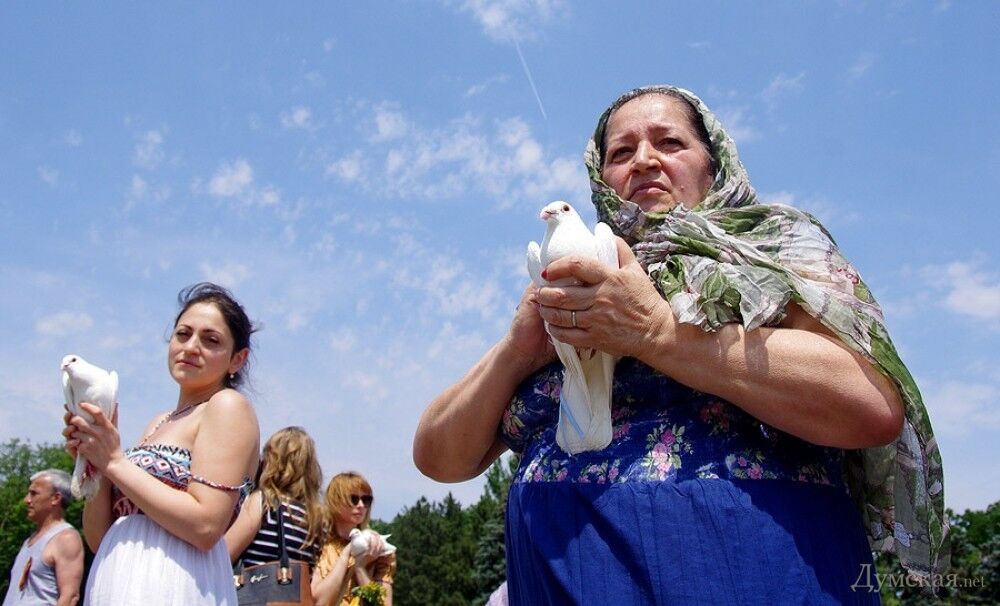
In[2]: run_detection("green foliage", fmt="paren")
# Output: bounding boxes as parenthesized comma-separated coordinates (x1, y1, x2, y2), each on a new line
(374, 454, 518, 606)
(0, 439, 85, 597)
(351, 580, 386, 606)
(875, 502, 998, 605)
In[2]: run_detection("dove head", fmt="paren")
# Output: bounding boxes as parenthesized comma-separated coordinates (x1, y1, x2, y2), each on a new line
(539, 201, 578, 224)
(60, 354, 81, 372)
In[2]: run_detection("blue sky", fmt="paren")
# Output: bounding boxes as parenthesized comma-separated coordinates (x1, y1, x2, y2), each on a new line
(1, 1, 997, 520)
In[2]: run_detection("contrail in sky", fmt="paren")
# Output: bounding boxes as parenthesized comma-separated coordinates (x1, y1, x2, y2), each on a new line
(513, 37, 547, 121)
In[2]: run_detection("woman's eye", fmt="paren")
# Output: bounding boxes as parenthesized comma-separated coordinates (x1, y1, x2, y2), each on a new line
(609, 148, 631, 162)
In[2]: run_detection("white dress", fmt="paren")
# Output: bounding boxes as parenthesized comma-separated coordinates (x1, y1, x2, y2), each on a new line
(85, 444, 248, 605)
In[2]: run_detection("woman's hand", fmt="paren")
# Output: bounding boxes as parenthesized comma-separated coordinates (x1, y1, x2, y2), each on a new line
(536, 236, 674, 358)
(354, 533, 384, 569)
(67, 402, 124, 473)
(62, 407, 80, 458)
(504, 284, 558, 372)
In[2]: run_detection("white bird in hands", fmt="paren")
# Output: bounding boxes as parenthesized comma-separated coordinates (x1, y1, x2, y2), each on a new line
(526, 201, 619, 454)
(349, 528, 397, 557)
(61, 354, 119, 499)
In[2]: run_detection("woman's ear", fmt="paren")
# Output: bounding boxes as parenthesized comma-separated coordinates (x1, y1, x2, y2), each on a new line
(229, 348, 249, 375)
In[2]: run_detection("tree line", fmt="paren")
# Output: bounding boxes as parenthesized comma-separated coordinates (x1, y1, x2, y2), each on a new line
(1, 439, 995, 604)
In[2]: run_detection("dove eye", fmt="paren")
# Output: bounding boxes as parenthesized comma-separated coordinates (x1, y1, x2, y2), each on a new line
(562, 204, 570, 212)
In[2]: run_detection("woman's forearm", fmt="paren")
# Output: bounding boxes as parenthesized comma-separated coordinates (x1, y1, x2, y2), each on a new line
(640, 302, 904, 448)
(312, 549, 351, 606)
(82, 477, 113, 552)
(413, 337, 539, 482)
(103, 456, 238, 551)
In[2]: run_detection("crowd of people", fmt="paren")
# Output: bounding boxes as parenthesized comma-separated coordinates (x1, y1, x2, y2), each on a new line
(3, 83, 946, 605)
(4, 284, 394, 606)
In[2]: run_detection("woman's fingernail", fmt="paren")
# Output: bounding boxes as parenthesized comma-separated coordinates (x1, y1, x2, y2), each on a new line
(541, 269, 548, 280)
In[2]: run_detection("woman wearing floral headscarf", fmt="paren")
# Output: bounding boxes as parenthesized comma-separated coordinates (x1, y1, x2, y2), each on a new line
(415, 85, 947, 604)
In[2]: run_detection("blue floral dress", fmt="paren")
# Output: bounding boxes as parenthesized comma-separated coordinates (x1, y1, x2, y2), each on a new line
(500, 359, 880, 605)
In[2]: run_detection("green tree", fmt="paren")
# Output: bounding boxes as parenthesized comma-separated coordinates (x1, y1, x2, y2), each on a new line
(0, 439, 86, 597)
(470, 454, 519, 605)
(375, 455, 520, 606)
(876, 501, 998, 605)
(378, 493, 478, 606)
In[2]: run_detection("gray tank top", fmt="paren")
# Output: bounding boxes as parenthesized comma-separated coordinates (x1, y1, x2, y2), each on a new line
(2, 521, 74, 606)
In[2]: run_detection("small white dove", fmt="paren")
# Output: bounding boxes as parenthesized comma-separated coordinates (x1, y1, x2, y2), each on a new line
(348, 528, 397, 558)
(62, 354, 119, 499)
(526, 201, 619, 454)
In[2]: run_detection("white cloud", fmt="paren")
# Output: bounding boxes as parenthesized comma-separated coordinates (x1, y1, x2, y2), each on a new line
(36, 311, 94, 336)
(206, 158, 277, 206)
(280, 106, 313, 130)
(759, 190, 860, 226)
(932, 261, 1000, 321)
(921, 379, 1000, 435)
(371, 105, 409, 142)
(933, 1, 951, 13)
(130, 174, 148, 199)
(714, 106, 759, 143)
(456, 0, 565, 41)
(134, 129, 166, 169)
(464, 74, 509, 98)
(688, 41, 711, 50)
(285, 311, 308, 331)
(325, 151, 364, 182)
(37, 165, 58, 186)
(125, 174, 171, 210)
(323, 37, 336, 53)
(209, 159, 253, 197)
(761, 72, 805, 106)
(327, 105, 587, 209)
(63, 129, 83, 147)
(848, 53, 876, 80)
(329, 327, 358, 352)
(198, 261, 251, 288)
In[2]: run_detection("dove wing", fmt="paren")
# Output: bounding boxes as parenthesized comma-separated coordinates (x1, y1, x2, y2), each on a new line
(106, 371, 119, 418)
(526, 242, 545, 288)
(62, 371, 75, 411)
(594, 222, 619, 269)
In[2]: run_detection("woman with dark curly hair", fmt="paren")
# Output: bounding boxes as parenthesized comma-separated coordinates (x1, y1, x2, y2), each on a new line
(65, 282, 261, 605)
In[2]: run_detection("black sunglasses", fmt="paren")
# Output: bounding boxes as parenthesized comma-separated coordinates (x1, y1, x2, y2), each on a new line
(349, 494, 373, 507)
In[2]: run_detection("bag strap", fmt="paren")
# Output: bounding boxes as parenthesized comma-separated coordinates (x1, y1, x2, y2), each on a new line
(233, 491, 267, 581)
(276, 502, 293, 584)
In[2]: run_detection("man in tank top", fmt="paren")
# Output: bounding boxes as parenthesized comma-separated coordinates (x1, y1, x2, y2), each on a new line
(3, 470, 83, 606)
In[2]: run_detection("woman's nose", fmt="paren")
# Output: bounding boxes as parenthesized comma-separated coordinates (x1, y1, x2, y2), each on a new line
(632, 141, 659, 170)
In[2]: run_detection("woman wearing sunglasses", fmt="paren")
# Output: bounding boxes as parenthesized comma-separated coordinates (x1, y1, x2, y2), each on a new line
(312, 472, 395, 606)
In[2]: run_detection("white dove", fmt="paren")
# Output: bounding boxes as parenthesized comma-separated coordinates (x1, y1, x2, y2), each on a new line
(526, 201, 619, 454)
(62, 354, 119, 499)
(349, 528, 397, 557)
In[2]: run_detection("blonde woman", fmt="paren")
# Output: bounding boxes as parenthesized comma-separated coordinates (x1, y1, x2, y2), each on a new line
(225, 426, 325, 568)
(312, 472, 395, 606)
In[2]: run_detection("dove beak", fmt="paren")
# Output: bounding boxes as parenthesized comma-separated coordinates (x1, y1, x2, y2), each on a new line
(540, 209, 554, 220)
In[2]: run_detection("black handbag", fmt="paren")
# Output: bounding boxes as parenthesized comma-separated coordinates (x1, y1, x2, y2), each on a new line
(234, 503, 314, 606)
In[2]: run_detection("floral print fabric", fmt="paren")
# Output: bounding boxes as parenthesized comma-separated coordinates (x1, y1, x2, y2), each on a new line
(501, 358, 843, 489)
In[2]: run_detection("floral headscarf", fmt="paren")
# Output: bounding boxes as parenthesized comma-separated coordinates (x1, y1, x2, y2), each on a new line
(585, 85, 948, 579)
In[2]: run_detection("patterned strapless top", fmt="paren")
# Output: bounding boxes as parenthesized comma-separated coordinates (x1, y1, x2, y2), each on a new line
(111, 443, 252, 524)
